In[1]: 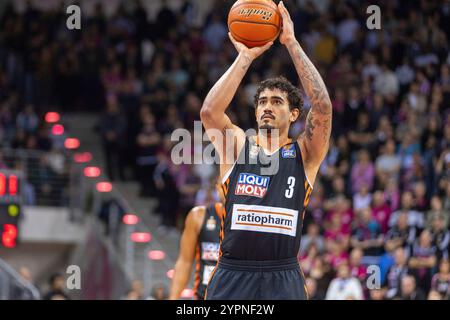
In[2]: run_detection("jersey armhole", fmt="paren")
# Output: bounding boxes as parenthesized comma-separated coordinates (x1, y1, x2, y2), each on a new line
(296, 140, 314, 190)
(221, 161, 236, 184)
(305, 171, 314, 190)
(214, 202, 223, 219)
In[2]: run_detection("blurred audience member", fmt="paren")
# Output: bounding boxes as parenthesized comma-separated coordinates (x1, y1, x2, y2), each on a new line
(43, 273, 70, 300)
(325, 263, 363, 300)
(396, 275, 425, 300)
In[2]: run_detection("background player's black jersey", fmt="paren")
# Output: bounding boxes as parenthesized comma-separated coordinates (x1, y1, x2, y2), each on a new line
(220, 136, 313, 261)
(194, 203, 221, 299)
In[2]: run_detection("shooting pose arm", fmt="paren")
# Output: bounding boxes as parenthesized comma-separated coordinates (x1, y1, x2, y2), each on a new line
(278, 1, 332, 186)
(200, 35, 273, 178)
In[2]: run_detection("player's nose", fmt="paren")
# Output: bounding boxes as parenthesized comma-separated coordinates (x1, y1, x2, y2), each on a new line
(263, 104, 275, 112)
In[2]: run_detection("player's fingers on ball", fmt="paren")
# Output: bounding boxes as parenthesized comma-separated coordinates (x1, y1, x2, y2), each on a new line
(229, 32, 239, 43)
(277, 2, 284, 14)
(279, 6, 286, 19)
(279, 1, 287, 15)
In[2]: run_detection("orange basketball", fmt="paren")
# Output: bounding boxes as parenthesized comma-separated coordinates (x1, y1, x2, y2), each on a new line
(228, 0, 281, 48)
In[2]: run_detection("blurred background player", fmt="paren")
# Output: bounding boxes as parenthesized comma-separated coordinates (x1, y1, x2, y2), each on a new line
(169, 183, 223, 300)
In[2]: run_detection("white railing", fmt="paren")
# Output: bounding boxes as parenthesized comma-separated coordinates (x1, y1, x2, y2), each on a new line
(0, 147, 85, 219)
(0, 257, 40, 300)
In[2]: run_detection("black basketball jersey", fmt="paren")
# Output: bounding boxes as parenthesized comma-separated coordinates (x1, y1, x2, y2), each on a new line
(194, 203, 221, 299)
(220, 136, 313, 260)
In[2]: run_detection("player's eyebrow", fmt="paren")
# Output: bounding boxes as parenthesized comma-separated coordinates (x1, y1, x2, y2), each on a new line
(258, 95, 284, 101)
(270, 95, 284, 101)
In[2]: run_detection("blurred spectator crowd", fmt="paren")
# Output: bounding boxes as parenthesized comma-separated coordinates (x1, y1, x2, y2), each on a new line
(10, 266, 167, 300)
(0, 0, 449, 299)
(0, 3, 72, 206)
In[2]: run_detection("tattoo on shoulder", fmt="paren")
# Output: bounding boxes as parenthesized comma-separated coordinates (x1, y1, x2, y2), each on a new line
(322, 118, 331, 143)
(305, 112, 331, 143)
(305, 113, 315, 141)
(294, 45, 332, 116)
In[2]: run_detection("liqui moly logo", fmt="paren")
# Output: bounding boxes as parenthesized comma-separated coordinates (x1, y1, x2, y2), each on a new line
(235, 173, 270, 198)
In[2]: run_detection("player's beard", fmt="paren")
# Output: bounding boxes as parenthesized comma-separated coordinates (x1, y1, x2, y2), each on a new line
(259, 123, 275, 133)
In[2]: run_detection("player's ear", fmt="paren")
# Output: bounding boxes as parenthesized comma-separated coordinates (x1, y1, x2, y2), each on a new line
(290, 107, 300, 123)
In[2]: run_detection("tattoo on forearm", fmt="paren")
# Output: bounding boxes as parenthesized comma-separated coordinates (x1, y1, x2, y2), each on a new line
(241, 54, 251, 71)
(289, 43, 332, 116)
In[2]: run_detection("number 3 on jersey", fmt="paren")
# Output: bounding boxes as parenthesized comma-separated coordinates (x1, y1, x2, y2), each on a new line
(285, 176, 295, 198)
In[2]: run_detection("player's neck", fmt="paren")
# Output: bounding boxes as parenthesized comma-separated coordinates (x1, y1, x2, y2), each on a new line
(256, 132, 291, 153)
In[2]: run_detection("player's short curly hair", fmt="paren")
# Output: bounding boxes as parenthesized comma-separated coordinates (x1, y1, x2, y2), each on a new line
(253, 76, 303, 113)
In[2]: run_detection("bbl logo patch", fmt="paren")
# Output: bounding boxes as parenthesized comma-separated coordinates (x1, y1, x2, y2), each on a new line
(206, 216, 216, 231)
(282, 144, 296, 158)
(235, 173, 269, 198)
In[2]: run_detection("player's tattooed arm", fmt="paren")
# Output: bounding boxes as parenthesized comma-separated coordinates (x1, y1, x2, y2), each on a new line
(278, 0, 331, 165)
(290, 45, 332, 118)
(305, 112, 331, 144)
(290, 41, 332, 162)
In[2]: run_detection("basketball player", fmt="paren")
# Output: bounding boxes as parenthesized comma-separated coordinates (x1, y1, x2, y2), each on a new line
(200, 2, 332, 299)
(169, 186, 223, 300)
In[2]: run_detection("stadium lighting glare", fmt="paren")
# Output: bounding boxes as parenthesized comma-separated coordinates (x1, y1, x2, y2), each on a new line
(130, 232, 151, 243)
(64, 138, 80, 149)
(123, 214, 139, 225)
(181, 289, 194, 299)
(84, 166, 101, 178)
(166, 269, 175, 279)
(1, 224, 18, 248)
(96, 182, 112, 193)
(74, 152, 92, 163)
(52, 124, 64, 135)
(45, 112, 60, 123)
(148, 250, 166, 261)
(0, 173, 5, 196)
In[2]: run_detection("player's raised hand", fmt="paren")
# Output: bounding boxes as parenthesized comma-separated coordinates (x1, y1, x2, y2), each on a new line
(228, 33, 273, 61)
(278, 1, 296, 46)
